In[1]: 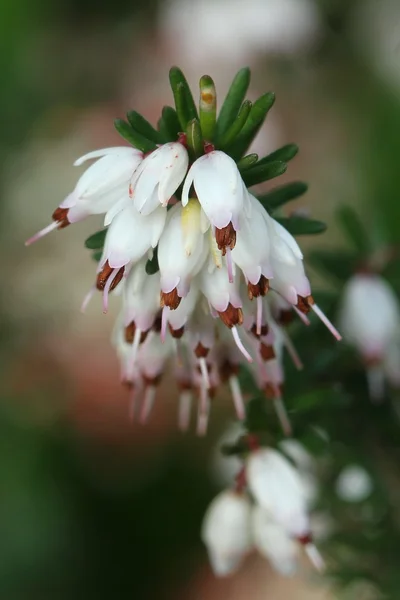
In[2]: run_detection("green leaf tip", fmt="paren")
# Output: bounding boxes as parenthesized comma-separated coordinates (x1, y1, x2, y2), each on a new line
(242, 160, 287, 188)
(258, 181, 308, 211)
(169, 66, 198, 130)
(215, 67, 251, 142)
(276, 216, 327, 235)
(186, 118, 203, 158)
(114, 119, 157, 153)
(85, 229, 107, 250)
(199, 75, 217, 141)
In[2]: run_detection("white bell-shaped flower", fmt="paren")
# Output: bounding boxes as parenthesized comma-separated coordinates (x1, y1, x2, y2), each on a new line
(137, 331, 174, 381)
(252, 506, 298, 577)
(26, 147, 143, 245)
(182, 150, 251, 231)
(164, 282, 200, 337)
(200, 264, 242, 315)
(231, 193, 273, 286)
(158, 201, 208, 306)
(131, 142, 189, 215)
(339, 273, 400, 361)
(100, 202, 166, 270)
(246, 447, 310, 537)
(123, 260, 161, 332)
(201, 490, 253, 577)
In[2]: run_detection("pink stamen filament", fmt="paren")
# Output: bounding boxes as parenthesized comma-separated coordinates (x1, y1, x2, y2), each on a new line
(102, 268, 119, 314)
(229, 375, 245, 421)
(196, 385, 210, 437)
(139, 385, 156, 424)
(304, 543, 325, 573)
(310, 303, 342, 341)
(273, 397, 292, 437)
(126, 326, 142, 378)
(293, 305, 311, 325)
(80, 285, 96, 314)
(199, 357, 211, 390)
(178, 391, 192, 432)
(226, 249, 234, 284)
(25, 221, 60, 246)
(256, 296, 263, 336)
(161, 307, 169, 343)
(231, 327, 253, 363)
(281, 329, 303, 370)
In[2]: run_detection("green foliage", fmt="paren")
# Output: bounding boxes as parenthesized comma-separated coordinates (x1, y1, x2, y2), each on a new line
(199, 75, 217, 141)
(275, 216, 327, 235)
(258, 181, 308, 211)
(241, 160, 287, 187)
(217, 100, 252, 150)
(186, 119, 203, 159)
(114, 119, 157, 153)
(145, 247, 159, 275)
(126, 110, 163, 145)
(336, 205, 371, 254)
(237, 153, 259, 171)
(257, 143, 299, 166)
(84, 229, 107, 250)
(158, 106, 181, 142)
(228, 92, 276, 160)
(214, 67, 251, 143)
(169, 66, 198, 130)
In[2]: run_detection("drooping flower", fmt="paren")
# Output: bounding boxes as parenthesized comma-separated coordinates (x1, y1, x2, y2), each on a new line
(246, 447, 310, 538)
(201, 490, 253, 577)
(339, 273, 400, 399)
(181, 150, 251, 256)
(158, 201, 208, 309)
(251, 506, 298, 576)
(25, 147, 143, 245)
(131, 142, 189, 215)
(96, 202, 166, 310)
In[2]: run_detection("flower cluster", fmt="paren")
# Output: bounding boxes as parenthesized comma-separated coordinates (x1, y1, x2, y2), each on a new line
(26, 67, 341, 435)
(202, 439, 323, 577)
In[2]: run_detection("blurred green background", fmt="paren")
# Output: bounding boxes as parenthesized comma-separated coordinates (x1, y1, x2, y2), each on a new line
(1, 0, 400, 598)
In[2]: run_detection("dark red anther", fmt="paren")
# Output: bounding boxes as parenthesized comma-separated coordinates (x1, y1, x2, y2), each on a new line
(52, 207, 70, 229)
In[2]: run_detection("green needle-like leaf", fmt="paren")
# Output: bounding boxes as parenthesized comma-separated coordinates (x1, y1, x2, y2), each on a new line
(114, 119, 157, 153)
(169, 66, 198, 130)
(159, 106, 181, 141)
(257, 181, 308, 211)
(215, 67, 251, 142)
(85, 229, 107, 250)
(257, 143, 299, 166)
(228, 92, 275, 160)
(276, 216, 327, 235)
(92, 250, 103, 262)
(199, 75, 217, 141)
(237, 153, 259, 171)
(217, 100, 252, 149)
(186, 118, 203, 159)
(336, 205, 371, 254)
(126, 111, 163, 144)
(242, 160, 286, 188)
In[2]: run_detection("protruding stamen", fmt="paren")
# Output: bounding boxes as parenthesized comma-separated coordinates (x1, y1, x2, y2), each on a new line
(310, 303, 342, 341)
(225, 248, 234, 283)
(199, 357, 211, 390)
(178, 391, 192, 432)
(126, 326, 142, 379)
(25, 221, 60, 246)
(215, 223, 236, 255)
(229, 375, 245, 421)
(139, 385, 156, 424)
(102, 268, 119, 314)
(256, 296, 263, 336)
(197, 386, 210, 437)
(161, 307, 169, 342)
(293, 305, 311, 325)
(231, 326, 253, 363)
(366, 365, 385, 403)
(273, 397, 292, 437)
(80, 285, 96, 313)
(281, 328, 303, 370)
(304, 543, 325, 573)
(218, 304, 243, 328)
